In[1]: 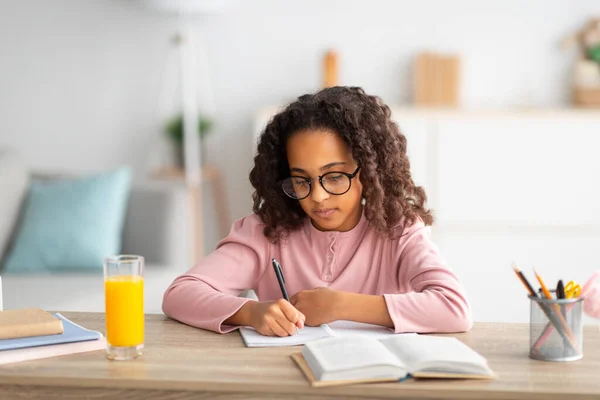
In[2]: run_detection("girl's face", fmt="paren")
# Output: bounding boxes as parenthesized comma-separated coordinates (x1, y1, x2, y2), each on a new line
(286, 129, 363, 232)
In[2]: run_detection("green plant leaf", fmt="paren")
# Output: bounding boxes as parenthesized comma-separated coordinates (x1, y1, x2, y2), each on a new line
(165, 114, 213, 145)
(589, 47, 600, 63)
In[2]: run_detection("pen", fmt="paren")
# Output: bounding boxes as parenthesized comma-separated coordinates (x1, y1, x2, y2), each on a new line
(272, 258, 301, 335)
(556, 279, 566, 318)
(272, 258, 290, 302)
(556, 280, 565, 299)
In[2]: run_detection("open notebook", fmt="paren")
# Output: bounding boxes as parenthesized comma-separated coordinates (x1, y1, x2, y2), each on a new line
(239, 320, 413, 347)
(292, 334, 496, 387)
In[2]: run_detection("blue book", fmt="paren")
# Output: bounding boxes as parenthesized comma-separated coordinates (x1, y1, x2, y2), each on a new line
(0, 313, 102, 351)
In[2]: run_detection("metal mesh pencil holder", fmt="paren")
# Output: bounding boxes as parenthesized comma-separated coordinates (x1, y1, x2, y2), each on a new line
(529, 295, 583, 362)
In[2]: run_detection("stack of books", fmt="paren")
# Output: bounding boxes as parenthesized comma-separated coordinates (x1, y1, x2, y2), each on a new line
(0, 308, 105, 365)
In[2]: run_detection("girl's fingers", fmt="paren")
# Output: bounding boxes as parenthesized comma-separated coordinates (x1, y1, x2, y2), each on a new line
(269, 317, 292, 337)
(261, 300, 304, 336)
(296, 311, 306, 329)
(274, 316, 297, 336)
(271, 301, 299, 336)
(260, 325, 275, 337)
(278, 299, 302, 326)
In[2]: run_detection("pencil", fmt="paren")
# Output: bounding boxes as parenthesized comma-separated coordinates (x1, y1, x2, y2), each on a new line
(512, 265, 537, 297)
(533, 269, 553, 300)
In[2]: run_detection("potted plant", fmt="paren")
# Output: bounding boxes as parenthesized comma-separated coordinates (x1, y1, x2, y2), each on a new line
(165, 114, 213, 168)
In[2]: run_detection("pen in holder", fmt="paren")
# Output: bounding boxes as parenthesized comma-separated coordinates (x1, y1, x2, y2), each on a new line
(529, 293, 583, 362)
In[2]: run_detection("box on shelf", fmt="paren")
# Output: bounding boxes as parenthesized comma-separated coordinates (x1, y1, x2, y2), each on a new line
(413, 52, 461, 106)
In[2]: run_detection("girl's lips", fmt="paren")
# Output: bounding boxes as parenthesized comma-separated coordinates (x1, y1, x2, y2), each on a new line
(313, 208, 336, 218)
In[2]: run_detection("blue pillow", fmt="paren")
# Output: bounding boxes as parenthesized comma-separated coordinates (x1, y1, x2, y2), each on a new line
(3, 167, 132, 272)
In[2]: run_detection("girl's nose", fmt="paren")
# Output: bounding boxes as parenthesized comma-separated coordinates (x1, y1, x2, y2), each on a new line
(310, 181, 330, 203)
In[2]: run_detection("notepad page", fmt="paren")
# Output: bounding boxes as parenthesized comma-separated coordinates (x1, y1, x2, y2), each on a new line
(239, 325, 334, 347)
(328, 321, 414, 340)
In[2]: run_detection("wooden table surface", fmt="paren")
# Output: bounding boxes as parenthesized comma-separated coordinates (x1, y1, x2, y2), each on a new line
(0, 312, 599, 399)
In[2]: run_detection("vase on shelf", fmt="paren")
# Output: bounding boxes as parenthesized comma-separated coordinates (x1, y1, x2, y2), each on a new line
(564, 18, 600, 108)
(572, 59, 600, 108)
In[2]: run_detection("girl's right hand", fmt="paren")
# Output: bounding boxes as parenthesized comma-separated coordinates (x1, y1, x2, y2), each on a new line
(248, 299, 305, 337)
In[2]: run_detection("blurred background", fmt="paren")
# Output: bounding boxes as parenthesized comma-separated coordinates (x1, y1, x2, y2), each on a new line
(1, 0, 599, 323)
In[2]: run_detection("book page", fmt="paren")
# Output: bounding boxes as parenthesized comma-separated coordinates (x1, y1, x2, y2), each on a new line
(381, 335, 492, 376)
(239, 325, 334, 347)
(303, 336, 406, 381)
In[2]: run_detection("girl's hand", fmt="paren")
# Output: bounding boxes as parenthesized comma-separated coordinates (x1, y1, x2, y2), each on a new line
(290, 287, 343, 326)
(247, 300, 305, 337)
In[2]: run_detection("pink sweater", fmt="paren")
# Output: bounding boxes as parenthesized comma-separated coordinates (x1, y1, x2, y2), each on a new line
(162, 212, 472, 334)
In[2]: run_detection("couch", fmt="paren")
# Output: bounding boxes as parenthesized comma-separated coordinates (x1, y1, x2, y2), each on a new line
(0, 150, 190, 314)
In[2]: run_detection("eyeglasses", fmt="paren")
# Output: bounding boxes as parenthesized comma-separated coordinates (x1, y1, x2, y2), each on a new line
(281, 166, 360, 200)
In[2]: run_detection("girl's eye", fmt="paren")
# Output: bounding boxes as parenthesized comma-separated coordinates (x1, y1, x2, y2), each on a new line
(325, 174, 343, 182)
(293, 178, 309, 186)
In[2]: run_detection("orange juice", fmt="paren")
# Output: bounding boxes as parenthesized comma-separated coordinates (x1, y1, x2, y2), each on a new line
(105, 276, 144, 347)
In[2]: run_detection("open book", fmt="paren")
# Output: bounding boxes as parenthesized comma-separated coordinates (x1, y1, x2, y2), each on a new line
(239, 320, 410, 347)
(292, 334, 496, 387)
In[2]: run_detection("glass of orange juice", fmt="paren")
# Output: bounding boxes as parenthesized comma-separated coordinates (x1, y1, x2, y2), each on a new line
(104, 255, 144, 360)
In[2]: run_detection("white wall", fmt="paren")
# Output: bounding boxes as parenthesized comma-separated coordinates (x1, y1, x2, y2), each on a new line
(1, 0, 599, 252)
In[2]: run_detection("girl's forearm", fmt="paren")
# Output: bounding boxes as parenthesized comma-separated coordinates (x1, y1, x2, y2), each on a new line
(336, 292, 394, 328)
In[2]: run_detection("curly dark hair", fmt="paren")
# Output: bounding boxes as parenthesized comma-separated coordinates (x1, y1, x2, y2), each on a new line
(250, 86, 433, 243)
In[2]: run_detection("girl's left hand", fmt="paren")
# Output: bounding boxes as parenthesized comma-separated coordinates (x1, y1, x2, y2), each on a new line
(290, 287, 344, 326)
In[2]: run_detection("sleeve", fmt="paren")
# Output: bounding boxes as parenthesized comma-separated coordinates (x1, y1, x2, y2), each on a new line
(382, 222, 473, 333)
(162, 214, 269, 333)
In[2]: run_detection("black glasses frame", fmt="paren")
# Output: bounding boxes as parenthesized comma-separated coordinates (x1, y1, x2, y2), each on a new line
(281, 166, 360, 200)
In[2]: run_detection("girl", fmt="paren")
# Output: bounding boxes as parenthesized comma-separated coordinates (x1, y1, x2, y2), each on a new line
(163, 86, 472, 336)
